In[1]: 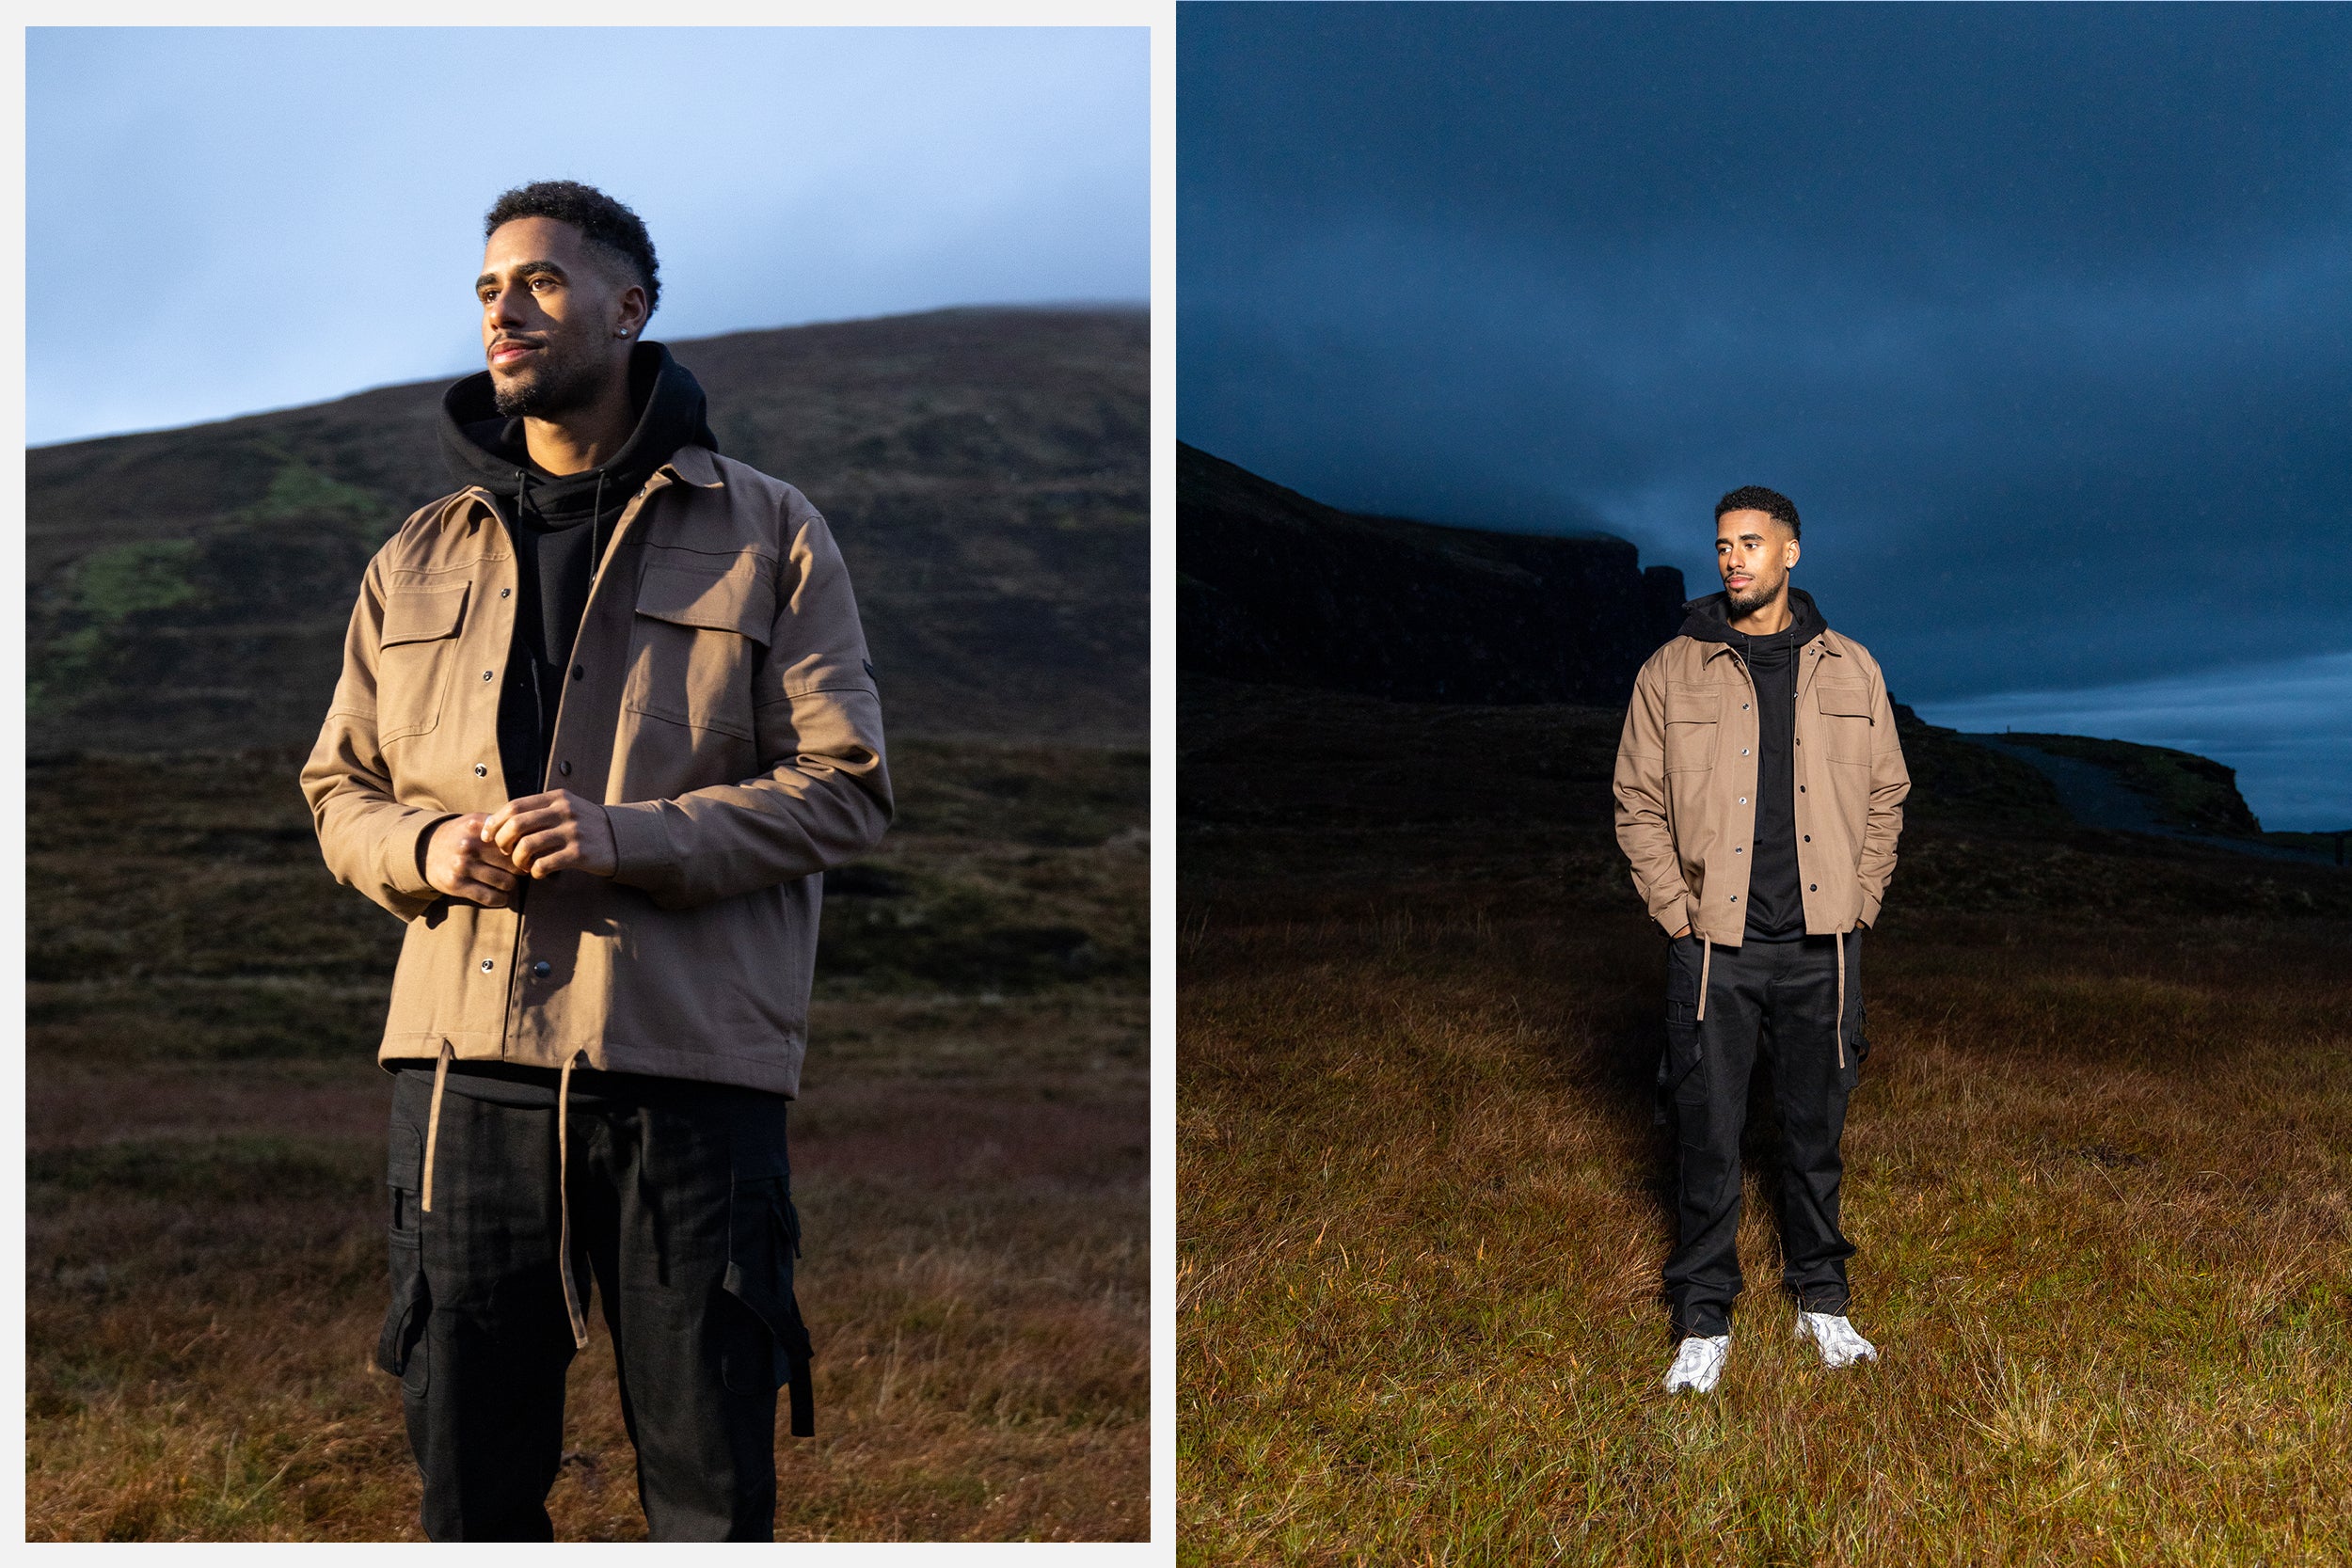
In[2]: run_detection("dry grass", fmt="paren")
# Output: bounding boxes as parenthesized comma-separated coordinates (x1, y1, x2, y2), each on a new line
(1180, 910, 2352, 1564)
(1177, 678, 2352, 1565)
(26, 745, 1146, 1542)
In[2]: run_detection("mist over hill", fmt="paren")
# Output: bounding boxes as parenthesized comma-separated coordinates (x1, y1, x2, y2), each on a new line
(27, 306, 1146, 752)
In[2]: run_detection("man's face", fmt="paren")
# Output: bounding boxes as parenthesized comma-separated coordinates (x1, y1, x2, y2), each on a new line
(1716, 508, 1800, 616)
(476, 216, 639, 420)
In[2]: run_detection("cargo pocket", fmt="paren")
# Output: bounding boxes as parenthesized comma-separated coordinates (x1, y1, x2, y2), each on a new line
(376, 1123, 431, 1396)
(1656, 936, 1706, 1125)
(719, 1175, 816, 1436)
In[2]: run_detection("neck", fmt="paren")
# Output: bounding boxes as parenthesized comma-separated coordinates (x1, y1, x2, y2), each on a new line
(1727, 586, 1793, 637)
(522, 367, 636, 476)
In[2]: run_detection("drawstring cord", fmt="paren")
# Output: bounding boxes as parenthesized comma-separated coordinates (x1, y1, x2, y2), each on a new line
(1836, 933, 1848, 1069)
(420, 1039, 453, 1212)
(557, 1051, 589, 1350)
(1696, 938, 1712, 1022)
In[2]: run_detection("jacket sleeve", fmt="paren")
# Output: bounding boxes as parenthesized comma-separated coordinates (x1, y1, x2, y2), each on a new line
(299, 550, 457, 922)
(1855, 661, 1911, 927)
(602, 511, 894, 911)
(1613, 656, 1693, 936)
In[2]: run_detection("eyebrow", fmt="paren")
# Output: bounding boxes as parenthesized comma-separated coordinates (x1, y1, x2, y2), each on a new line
(475, 259, 570, 292)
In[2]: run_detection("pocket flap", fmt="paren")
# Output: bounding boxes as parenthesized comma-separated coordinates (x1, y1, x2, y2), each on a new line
(1816, 679, 1873, 719)
(387, 1124, 422, 1191)
(381, 585, 467, 647)
(635, 558, 773, 647)
(1665, 682, 1720, 723)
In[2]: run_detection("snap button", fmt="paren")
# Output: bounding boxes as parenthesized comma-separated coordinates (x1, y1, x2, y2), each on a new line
(473, 764, 487, 778)
(1739, 797, 1748, 805)
(532, 960, 551, 977)
(500, 587, 512, 598)
(1741, 749, 1750, 756)
(572, 665, 585, 681)
(558, 761, 572, 776)
(1804, 834, 1811, 842)
(1810, 883, 1819, 892)
(479, 958, 494, 973)
(482, 670, 494, 682)
(1729, 895, 1739, 902)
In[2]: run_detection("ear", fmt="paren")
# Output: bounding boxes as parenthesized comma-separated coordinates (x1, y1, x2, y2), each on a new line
(613, 282, 650, 340)
(1785, 537, 1801, 570)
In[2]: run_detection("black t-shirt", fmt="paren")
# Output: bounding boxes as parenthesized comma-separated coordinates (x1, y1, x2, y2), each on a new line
(1732, 623, 1805, 940)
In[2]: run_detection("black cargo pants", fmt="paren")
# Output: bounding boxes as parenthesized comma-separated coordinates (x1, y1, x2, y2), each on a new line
(1660, 930, 1866, 1338)
(376, 1069, 813, 1542)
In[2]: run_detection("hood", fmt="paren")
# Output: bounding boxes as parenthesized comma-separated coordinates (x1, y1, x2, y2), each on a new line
(437, 340, 720, 528)
(1678, 584, 1828, 646)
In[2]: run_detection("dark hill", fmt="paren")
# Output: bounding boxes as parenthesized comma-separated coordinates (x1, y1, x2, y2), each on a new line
(28, 306, 1146, 752)
(1179, 443, 1683, 705)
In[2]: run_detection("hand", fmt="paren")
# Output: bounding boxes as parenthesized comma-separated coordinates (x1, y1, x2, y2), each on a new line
(1671, 926, 1692, 940)
(485, 789, 618, 879)
(424, 814, 522, 908)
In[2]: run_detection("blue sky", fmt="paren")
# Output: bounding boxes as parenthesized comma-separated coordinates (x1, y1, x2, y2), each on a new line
(28, 25, 1148, 446)
(1181, 5, 2351, 830)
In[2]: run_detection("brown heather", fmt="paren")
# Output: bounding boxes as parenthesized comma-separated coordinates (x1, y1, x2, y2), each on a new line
(27, 742, 1146, 1542)
(1178, 678, 2352, 1565)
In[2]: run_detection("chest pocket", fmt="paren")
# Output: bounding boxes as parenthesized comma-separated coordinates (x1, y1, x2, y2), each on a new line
(377, 583, 469, 743)
(1663, 682, 1722, 772)
(1814, 679, 1874, 765)
(623, 552, 775, 741)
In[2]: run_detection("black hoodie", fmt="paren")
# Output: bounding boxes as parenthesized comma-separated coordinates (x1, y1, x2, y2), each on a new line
(437, 341, 720, 801)
(1677, 586, 1828, 942)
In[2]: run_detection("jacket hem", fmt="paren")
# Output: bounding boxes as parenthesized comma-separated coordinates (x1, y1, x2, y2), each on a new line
(376, 1033, 803, 1097)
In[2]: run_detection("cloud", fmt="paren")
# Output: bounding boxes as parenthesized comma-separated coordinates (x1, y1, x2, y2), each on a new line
(1178, 2, 2352, 767)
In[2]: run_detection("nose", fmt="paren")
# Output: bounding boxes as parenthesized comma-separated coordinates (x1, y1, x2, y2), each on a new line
(488, 283, 530, 333)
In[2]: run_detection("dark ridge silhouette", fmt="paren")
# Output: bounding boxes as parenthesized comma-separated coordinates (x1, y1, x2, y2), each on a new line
(1178, 442, 1683, 705)
(28, 306, 1146, 752)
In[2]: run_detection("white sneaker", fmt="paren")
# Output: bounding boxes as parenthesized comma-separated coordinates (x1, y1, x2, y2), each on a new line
(1662, 1334, 1730, 1393)
(1795, 1311, 1878, 1369)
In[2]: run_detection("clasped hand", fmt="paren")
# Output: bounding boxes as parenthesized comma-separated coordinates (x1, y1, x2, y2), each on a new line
(425, 790, 617, 908)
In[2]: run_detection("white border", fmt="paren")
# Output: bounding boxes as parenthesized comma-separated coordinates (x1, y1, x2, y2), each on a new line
(11, 4, 1177, 1559)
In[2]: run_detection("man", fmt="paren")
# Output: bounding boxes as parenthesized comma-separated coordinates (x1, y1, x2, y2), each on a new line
(1611, 485, 1907, 1395)
(302, 181, 891, 1539)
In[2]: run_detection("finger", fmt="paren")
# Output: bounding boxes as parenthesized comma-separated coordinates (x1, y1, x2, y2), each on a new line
(493, 806, 570, 855)
(466, 859, 519, 892)
(463, 834, 523, 875)
(454, 877, 510, 909)
(514, 828, 575, 871)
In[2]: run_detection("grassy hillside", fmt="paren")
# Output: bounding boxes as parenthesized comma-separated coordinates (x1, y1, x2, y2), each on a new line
(1178, 675, 2352, 1564)
(28, 306, 1146, 751)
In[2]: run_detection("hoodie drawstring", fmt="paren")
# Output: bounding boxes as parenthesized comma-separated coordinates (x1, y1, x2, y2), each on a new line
(420, 1039, 453, 1212)
(557, 1051, 589, 1350)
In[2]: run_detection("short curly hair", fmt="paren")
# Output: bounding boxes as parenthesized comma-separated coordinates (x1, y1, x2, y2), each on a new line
(1714, 484, 1801, 539)
(484, 180, 661, 320)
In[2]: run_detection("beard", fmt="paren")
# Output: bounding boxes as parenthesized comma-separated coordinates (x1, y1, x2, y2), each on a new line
(1724, 574, 1786, 619)
(489, 336, 606, 419)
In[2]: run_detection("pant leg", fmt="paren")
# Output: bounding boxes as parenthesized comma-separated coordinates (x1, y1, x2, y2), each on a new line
(1761, 932, 1863, 1313)
(380, 1072, 576, 1543)
(1662, 937, 1770, 1338)
(586, 1088, 799, 1543)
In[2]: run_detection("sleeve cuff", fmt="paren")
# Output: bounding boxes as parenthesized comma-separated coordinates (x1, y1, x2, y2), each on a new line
(1857, 886, 1884, 928)
(604, 800, 676, 884)
(385, 813, 457, 902)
